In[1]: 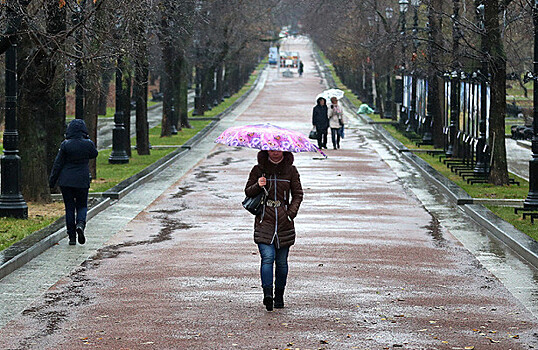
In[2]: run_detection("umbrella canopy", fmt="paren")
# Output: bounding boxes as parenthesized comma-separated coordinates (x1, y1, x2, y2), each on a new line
(215, 123, 326, 156)
(316, 88, 345, 102)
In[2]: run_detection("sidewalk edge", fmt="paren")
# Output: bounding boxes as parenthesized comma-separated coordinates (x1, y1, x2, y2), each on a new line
(0, 198, 112, 281)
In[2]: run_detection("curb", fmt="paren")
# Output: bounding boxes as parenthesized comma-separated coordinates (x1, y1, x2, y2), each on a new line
(312, 46, 538, 268)
(0, 65, 267, 280)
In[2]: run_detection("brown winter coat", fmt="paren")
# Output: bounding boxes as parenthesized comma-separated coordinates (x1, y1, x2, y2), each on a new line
(245, 151, 303, 248)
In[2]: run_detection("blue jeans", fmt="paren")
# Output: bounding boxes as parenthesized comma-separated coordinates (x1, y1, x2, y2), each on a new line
(60, 186, 89, 236)
(258, 243, 289, 289)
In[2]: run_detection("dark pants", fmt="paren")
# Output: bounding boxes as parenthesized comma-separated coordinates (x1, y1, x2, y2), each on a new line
(316, 127, 327, 149)
(331, 128, 341, 149)
(60, 186, 89, 238)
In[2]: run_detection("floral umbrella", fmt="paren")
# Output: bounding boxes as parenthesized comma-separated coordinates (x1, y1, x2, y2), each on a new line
(316, 88, 345, 101)
(215, 123, 327, 157)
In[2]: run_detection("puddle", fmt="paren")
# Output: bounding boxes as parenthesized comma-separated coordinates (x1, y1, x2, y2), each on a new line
(194, 170, 218, 182)
(171, 186, 194, 199)
(423, 215, 445, 246)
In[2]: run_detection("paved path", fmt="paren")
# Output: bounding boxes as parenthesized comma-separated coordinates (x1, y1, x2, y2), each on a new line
(0, 37, 537, 350)
(507, 138, 531, 181)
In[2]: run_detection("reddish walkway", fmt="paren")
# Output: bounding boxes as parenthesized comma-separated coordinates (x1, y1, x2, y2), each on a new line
(0, 37, 536, 350)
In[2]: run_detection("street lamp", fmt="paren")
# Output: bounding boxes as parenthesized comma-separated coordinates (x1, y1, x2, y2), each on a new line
(0, 4, 27, 218)
(109, 12, 129, 164)
(399, 0, 409, 14)
(473, 2, 489, 175)
(523, 0, 538, 208)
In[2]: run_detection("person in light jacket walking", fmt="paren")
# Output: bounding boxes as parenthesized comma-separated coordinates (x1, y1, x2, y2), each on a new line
(245, 150, 303, 311)
(328, 96, 345, 149)
(49, 119, 98, 245)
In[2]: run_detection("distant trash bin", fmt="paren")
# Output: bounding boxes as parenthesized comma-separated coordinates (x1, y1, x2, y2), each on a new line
(357, 104, 374, 114)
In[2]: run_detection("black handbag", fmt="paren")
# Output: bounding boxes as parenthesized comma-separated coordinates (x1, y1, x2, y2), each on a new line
(242, 187, 268, 215)
(309, 128, 317, 139)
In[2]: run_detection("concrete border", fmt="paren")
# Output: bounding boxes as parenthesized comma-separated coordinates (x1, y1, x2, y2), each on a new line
(0, 64, 267, 280)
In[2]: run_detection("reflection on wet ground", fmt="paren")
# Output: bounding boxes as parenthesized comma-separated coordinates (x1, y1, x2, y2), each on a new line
(358, 117, 538, 318)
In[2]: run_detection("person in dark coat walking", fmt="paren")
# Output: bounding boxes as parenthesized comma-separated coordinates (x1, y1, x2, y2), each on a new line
(312, 97, 329, 149)
(49, 119, 98, 245)
(245, 150, 303, 311)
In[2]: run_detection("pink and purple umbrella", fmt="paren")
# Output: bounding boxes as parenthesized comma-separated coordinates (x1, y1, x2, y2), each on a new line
(214, 123, 327, 157)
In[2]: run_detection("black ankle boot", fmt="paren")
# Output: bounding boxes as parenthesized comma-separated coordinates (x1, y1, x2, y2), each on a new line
(76, 223, 86, 245)
(263, 287, 273, 311)
(274, 288, 284, 308)
(68, 232, 76, 245)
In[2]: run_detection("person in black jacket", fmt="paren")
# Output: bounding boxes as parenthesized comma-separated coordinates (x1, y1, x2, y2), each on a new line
(312, 97, 329, 149)
(49, 119, 98, 245)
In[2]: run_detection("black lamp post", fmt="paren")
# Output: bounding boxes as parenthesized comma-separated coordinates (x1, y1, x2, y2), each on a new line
(0, 4, 28, 219)
(524, 0, 538, 208)
(108, 56, 129, 164)
(398, 0, 409, 129)
(473, 2, 490, 175)
(446, 0, 461, 158)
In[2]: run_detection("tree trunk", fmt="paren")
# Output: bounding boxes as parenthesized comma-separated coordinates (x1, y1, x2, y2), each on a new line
(134, 15, 150, 155)
(429, 0, 444, 149)
(179, 56, 191, 128)
(161, 43, 173, 137)
(172, 55, 182, 131)
(19, 1, 66, 202)
(84, 59, 100, 180)
(45, 1, 66, 177)
(98, 67, 113, 115)
(18, 41, 52, 202)
(121, 61, 132, 157)
(485, 0, 509, 185)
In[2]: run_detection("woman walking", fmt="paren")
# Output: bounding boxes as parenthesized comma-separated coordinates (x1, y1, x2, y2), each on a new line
(312, 97, 329, 149)
(49, 119, 98, 245)
(328, 96, 345, 149)
(245, 150, 303, 311)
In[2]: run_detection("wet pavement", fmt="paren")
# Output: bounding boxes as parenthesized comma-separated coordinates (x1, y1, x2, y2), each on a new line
(0, 37, 537, 350)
